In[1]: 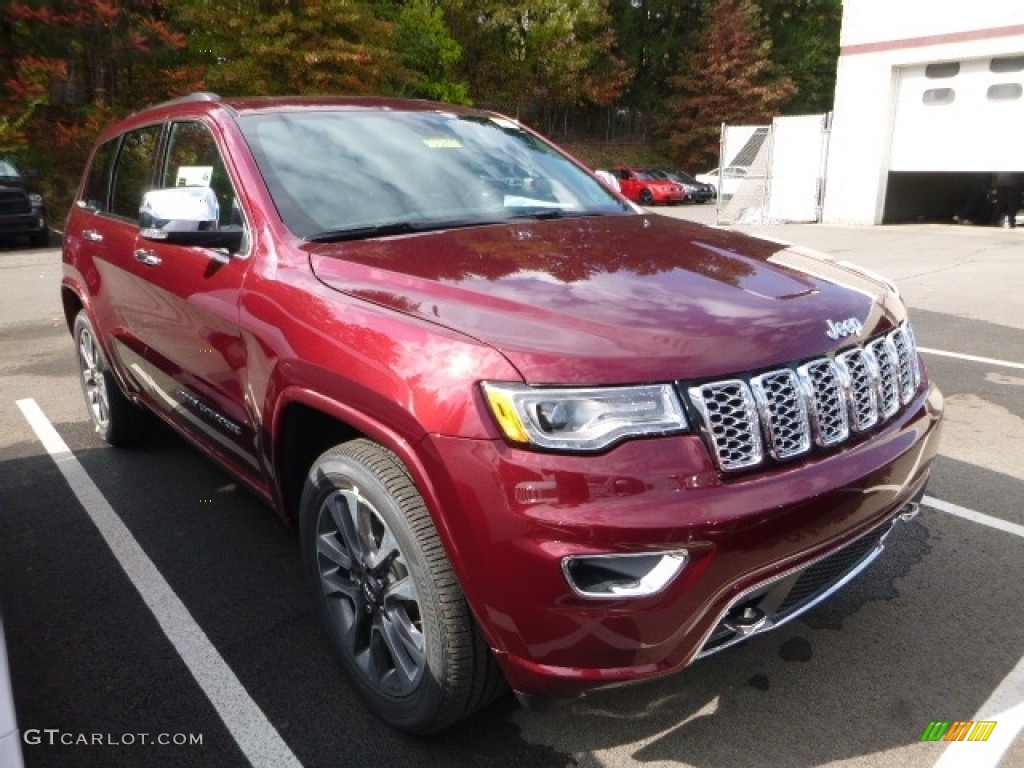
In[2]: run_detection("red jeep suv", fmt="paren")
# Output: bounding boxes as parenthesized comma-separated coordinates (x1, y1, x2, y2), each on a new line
(62, 94, 942, 734)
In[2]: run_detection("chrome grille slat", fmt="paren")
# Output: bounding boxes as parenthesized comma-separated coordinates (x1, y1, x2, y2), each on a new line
(688, 380, 763, 471)
(890, 327, 917, 404)
(868, 337, 901, 419)
(750, 370, 810, 459)
(836, 347, 879, 432)
(687, 323, 921, 472)
(798, 359, 849, 446)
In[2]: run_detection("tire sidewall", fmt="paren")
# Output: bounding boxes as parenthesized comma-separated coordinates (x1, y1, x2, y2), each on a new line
(300, 446, 451, 732)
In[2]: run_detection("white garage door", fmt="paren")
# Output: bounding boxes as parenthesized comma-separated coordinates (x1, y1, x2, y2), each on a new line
(889, 54, 1024, 172)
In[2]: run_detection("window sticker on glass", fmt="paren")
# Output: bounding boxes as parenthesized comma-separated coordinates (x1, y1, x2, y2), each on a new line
(423, 138, 462, 149)
(176, 165, 214, 186)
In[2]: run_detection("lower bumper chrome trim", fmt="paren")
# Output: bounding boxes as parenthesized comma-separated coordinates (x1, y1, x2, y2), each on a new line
(695, 496, 922, 660)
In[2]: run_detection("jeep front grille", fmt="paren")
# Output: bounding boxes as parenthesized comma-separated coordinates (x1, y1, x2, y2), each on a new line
(687, 323, 920, 472)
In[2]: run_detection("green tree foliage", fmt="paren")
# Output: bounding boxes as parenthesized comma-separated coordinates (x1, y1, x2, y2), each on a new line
(762, 0, 842, 114)
(607, 0, 707, 117)
(173, 0, 402, 95)
(663, 0, 796, 169)
(393, 0, 470, 104)
(442, 0, 630, 124)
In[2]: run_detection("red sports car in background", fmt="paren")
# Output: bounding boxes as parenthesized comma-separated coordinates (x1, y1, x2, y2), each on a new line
(611, 166, 687, 205)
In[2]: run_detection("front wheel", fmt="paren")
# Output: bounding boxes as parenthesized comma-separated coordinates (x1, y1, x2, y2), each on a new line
(639, 189, 655, 206)
(73, 311, 149, 446)
(300, 439, 504, 733)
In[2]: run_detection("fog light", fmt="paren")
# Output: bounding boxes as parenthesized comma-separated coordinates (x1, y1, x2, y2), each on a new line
(562, 550, 688, 599)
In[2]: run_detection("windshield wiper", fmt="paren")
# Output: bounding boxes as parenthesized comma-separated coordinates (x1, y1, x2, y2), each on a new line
(306, 217, 494, 243)
(306, 221, 420, 243)
(506, 207, 629, 221)
(506, 208, 578, 220)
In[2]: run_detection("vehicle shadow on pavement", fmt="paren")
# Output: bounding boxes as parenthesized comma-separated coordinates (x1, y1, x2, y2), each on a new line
(510, 515, 1016, 767)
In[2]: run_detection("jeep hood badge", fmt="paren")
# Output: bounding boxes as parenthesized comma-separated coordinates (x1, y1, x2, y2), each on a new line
(825, 316, 864, 340)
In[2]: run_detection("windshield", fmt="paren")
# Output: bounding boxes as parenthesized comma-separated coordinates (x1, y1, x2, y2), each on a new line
(0, 158, 21, 177)
(238, 110, 630, 239)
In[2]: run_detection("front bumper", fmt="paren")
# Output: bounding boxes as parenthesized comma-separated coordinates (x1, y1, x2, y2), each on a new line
(654, 191, 687, 204)
(0, 211, 47, 237)
(426, 382, 942, 698)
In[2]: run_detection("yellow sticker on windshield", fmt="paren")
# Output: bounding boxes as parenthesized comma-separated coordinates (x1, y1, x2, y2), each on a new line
(423, 138, 462, 149)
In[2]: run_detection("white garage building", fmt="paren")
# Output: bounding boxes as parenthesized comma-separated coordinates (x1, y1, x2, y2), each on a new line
(822, 1, 1024, 224)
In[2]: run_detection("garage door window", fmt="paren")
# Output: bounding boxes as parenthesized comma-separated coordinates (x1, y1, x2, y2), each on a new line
(987, 83, 1023, 101)
(990, 56, 1024, 73)
(922, 88, 955, 106)
(925, 62, 960, 79)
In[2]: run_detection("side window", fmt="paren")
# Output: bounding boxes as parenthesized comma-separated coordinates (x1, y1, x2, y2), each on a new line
(81, 138, 119, 212)
(162, 121, 242, 229)
(110, 125, 163, 220)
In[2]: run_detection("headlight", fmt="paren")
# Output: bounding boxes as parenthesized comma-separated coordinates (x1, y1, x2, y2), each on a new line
(28, 193, 44, 206)
(481, 382, 688, 451)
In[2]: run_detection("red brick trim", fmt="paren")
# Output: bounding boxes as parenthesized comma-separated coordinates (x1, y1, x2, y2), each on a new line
(841, 24, 1024, 56)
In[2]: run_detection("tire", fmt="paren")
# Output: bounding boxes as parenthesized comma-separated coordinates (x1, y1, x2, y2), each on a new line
(639, 189, 654, 206)
(73, 311, 149, 446)
(29, 228, 49, 248)
(300, 439, 505, 733)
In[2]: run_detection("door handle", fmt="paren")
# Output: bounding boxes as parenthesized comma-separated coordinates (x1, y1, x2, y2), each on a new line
(82, 229, 104, 242)
(134, 249, 162, 267)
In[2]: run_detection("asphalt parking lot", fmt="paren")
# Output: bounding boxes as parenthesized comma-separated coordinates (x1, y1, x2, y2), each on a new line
(1, 210, 1022, 768)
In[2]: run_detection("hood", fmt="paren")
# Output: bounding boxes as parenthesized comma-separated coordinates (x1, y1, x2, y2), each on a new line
(309, 214, 905, 385)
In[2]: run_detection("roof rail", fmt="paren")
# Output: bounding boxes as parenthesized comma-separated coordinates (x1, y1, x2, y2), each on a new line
(150, 92, 222, 109)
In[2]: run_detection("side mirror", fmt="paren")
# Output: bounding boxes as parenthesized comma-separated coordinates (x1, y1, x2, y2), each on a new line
(139, 186, 243, 251)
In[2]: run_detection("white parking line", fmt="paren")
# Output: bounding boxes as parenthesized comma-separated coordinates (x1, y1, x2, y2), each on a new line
(923, 496, 1024, 539)
(16, 399, 302, 768)
(923, 495, 1024, 767)
(931, 654, 1024, 768)
(919, 347, 1024, 371)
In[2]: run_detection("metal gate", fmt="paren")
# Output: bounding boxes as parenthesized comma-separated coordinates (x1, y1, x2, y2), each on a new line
(716, 114, 831, 225)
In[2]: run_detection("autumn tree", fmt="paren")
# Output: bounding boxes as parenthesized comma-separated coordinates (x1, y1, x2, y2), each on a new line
(663, 0, 796, 168)
(172, 0, 403, 96)
(2, 1, 196, 209)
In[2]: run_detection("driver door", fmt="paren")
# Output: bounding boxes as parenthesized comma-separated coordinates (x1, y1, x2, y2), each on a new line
(121, 120, 259, 478)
